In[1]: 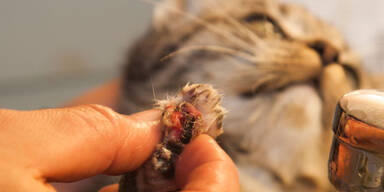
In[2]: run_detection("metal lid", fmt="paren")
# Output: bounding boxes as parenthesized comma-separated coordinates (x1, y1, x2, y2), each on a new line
(340, 89, 384, 129)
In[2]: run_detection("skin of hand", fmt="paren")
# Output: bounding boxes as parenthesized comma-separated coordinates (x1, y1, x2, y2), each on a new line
(0, 80, 240, 192)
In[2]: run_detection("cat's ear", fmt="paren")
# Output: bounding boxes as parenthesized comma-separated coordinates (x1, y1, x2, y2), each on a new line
(153, 0, 212, 29)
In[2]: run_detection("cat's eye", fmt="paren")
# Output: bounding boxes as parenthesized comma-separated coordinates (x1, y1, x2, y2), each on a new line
(243, 13, 269, 23)
(240, 91, 258, 99)
(242, 13, 285, 37)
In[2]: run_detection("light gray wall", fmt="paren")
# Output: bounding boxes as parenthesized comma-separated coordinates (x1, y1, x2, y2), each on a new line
(1, 0, 383, 110)
(0, 0, 152, 109)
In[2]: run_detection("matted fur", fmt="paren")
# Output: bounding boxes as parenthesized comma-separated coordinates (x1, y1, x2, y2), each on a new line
(119, 0, 375, 191)
(119, 84, 225, 192)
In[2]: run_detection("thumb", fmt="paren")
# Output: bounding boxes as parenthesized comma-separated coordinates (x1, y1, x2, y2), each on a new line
(175, 135, 240, 192)
(0, 105, 162, 184)
(98, 184, 119, 192)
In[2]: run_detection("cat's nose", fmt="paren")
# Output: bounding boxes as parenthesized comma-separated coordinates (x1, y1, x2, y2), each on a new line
(309, 42, 339, 65)
(329, 90, 384, 191)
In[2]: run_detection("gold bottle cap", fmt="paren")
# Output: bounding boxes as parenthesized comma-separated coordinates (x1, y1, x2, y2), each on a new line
(339, 89, 384, 129)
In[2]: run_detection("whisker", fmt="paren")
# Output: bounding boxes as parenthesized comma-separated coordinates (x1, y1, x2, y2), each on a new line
(198, 0, 259, 51)
(211, 1, 261, 47)
(160, 45, 256, 63)
(224, 16, 261, 46)
(141, 0, 255, 52)
(161, 44, 319, 72)
(150, 76, 158, 101)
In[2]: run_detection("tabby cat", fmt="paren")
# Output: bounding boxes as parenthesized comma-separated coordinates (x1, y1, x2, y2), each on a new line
(119, 0, 374, 191)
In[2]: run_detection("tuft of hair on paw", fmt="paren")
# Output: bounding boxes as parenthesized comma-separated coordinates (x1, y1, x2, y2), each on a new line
(156, 83, 227, 139)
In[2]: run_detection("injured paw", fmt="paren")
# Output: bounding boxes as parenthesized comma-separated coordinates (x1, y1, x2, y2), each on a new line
(119, 84, 226, 192)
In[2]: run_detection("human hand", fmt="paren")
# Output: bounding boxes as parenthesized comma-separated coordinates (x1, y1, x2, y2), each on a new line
(0, 83, 239, 192)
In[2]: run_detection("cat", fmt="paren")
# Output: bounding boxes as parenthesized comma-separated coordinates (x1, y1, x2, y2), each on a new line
(118, 0, 375, 191)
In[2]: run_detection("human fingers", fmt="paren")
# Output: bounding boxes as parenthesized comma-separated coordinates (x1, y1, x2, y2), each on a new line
(98, 184, 119, 192)
(0, 105, 161, 184)
(175, 135, 240, 192)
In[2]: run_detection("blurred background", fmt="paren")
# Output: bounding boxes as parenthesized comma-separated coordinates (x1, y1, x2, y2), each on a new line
(1, 0, 384, 110)
(0, 0, 152, 109)
(1, 0, 384, 191)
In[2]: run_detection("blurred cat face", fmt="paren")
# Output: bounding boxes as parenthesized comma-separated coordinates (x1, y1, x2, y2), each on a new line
(149, 0, 358, 96)
(122, 0, 366, 190)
